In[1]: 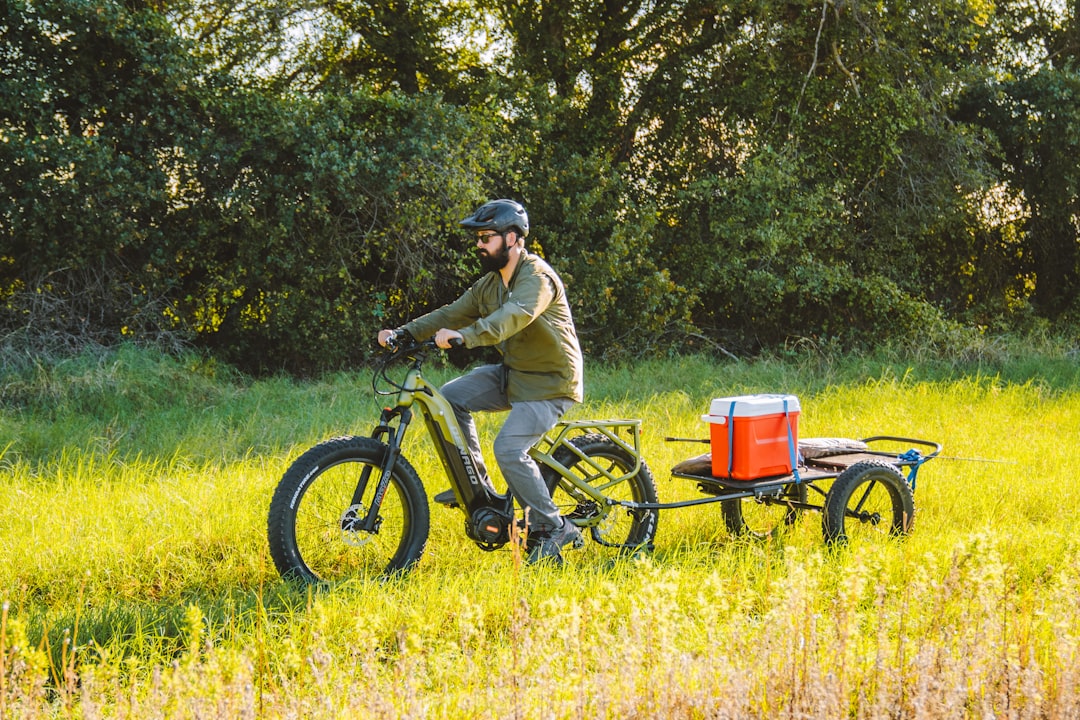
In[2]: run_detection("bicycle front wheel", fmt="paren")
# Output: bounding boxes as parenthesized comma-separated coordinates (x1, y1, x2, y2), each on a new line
(543, 434, 658, 552)
(268, 436, 430, 584)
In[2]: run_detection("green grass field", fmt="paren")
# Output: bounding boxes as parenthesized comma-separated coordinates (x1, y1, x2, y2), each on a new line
(2, 344, 1079, 718)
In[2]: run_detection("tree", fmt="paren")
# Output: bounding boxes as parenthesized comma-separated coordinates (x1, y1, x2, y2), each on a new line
(487, 0, 1011, 352)
(5, 0, 1077, 370)
(276, 0, 487, 99)
(0, 0, 213, 347)
(956, 0, 1080, 320)
(0, 0, 498, 371)
(173, 89, 499, 372)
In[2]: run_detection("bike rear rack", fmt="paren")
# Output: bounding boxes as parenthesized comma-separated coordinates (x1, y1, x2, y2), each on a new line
(530, 419, 644, 490)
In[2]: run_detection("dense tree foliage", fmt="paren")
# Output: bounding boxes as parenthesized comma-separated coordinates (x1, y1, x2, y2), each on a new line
(1, 0, 1077, 372)
(1, 0, 497, 371)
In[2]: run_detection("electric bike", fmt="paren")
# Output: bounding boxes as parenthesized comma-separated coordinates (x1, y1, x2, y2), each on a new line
(267, 337, 658, 583)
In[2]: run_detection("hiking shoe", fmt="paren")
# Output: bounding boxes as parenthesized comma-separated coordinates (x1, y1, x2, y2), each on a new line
(526, 518, 584, 566)
(433, 489, 459, 507)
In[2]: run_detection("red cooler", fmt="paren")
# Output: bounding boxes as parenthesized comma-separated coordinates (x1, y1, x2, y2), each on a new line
(702, 394, 800, 480)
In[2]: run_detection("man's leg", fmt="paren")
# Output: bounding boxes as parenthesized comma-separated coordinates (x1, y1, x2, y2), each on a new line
(441, 364, 509, 490)
(492, 398, 575, 533)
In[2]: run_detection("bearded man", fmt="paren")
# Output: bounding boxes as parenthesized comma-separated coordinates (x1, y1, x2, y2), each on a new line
(377, 199, 585, 564)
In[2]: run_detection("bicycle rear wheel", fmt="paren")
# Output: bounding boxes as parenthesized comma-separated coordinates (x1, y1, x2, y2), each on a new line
(267, 436, 430, 583)
(543, 434, 658, 552)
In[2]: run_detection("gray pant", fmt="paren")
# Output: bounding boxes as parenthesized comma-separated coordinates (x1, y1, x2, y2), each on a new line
(441, 364, 574, 532)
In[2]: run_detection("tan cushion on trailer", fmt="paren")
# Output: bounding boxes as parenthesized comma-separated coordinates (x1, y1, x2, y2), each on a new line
(672, 438, 870, 477)
(671, 452, 713, 475)
(798, 438, 869, 459)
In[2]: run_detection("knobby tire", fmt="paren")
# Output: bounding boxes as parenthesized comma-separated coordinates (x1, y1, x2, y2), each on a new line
(543, 434, 659, 553)
(267, 435, 430, 584)
(822, 460, 914, 544)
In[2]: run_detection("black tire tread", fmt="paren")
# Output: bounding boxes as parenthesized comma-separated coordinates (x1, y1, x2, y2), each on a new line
(267, 435, 429, 583)
(822, 459, 914, 544)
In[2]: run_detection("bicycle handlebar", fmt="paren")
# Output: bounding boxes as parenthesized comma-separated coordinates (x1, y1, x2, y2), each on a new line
(384, 332, 463, 354)
(372, 333, 464, 400)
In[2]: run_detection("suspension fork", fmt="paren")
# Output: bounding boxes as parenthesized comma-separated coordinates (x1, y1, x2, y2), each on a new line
(350, 407, 413, 532)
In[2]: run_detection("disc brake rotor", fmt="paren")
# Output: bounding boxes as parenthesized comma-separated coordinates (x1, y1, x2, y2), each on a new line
(339, 504, 380, 547)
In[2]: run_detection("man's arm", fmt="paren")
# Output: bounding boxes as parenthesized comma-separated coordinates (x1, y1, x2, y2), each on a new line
(459, 271, 555, 347)
(401, 285, 482, 341)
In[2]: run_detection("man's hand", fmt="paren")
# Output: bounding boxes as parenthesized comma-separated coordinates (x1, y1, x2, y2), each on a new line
(434, 328, 463, 349)
(377, 329, 396, 348)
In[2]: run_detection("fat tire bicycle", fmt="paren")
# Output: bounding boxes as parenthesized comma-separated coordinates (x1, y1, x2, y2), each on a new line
(267, 338, 659, 583)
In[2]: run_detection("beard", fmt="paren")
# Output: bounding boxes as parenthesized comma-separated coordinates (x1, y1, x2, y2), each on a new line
(477, 236, 511, 273)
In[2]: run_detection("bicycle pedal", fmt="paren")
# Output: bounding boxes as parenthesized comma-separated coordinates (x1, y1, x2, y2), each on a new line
(434, 488, 459, 507)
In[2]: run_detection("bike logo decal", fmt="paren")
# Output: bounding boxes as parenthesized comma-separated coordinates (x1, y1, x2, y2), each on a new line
(440, 415, 482, 487)
(373, 473, 388, 509)
(444, 414, 466, 446)
(456, 446, 482, 487)
(291, 465, 319, 508)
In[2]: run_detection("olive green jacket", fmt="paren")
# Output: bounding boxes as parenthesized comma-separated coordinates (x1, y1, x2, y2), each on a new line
(401, 251, 584, 403)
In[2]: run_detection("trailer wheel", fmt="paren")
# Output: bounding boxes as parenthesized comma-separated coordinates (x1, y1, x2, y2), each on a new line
(823, 460, 914, 544)
(722, 483, 807, 539)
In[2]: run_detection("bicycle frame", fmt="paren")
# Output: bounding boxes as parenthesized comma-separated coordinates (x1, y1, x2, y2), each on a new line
(365, 342, 647, 542)
(377, 355, 512, 517)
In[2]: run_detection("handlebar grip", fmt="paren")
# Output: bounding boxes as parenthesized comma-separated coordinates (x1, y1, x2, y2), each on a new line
(448, 337, 465, 349)
(384, 329, 417, 352)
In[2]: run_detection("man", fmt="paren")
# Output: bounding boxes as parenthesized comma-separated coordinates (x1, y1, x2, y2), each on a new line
(377, 199, 585, 564)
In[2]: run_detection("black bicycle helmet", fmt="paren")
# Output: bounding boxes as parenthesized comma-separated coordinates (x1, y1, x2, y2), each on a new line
(459, 199, 529, 238)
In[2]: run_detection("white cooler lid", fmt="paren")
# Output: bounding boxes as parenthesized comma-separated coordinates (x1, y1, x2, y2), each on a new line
(702, 394, 800, 423)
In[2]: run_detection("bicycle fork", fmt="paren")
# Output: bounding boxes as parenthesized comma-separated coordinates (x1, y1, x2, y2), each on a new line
(348, 401, 515, 550)
(345, 407, 413, 533)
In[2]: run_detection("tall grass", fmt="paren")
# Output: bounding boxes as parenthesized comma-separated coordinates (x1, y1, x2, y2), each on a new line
(1, 343, 1079, 718)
